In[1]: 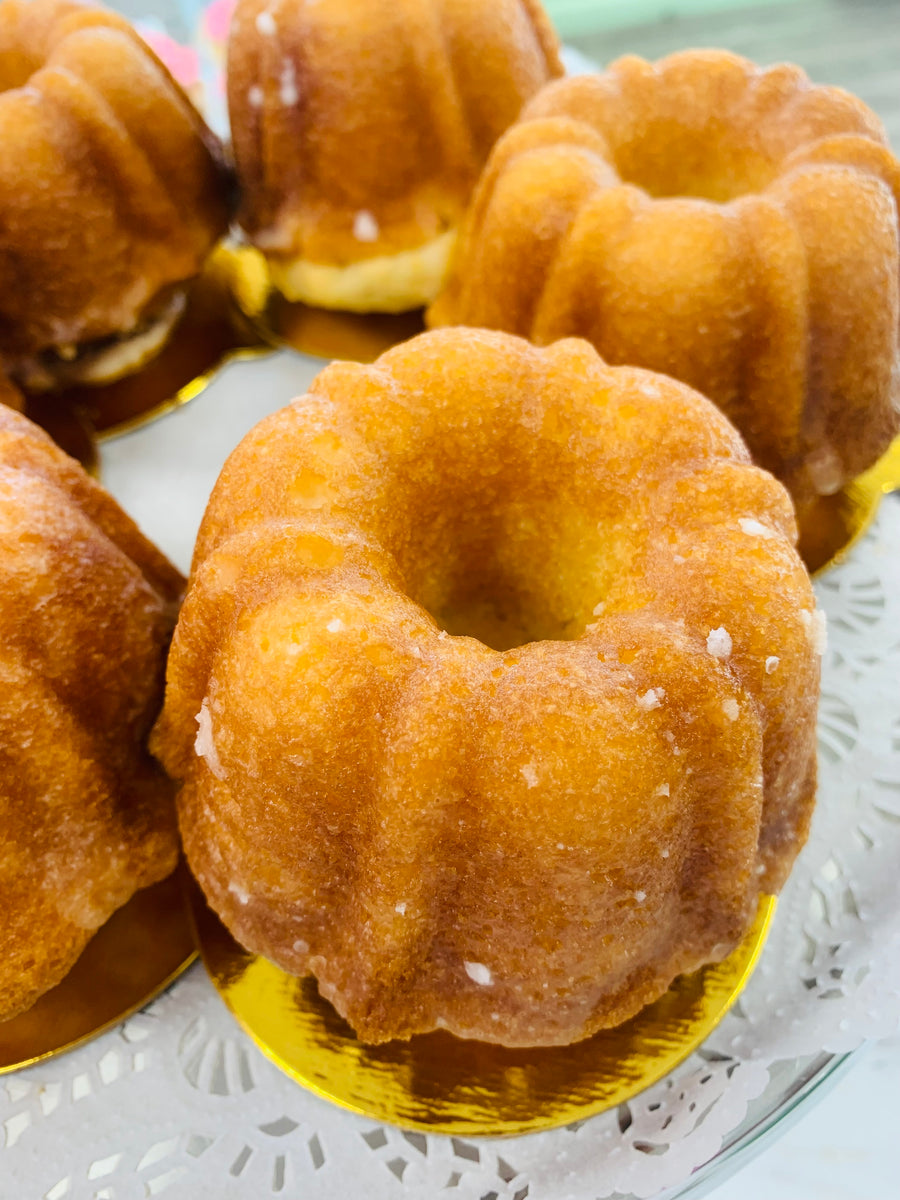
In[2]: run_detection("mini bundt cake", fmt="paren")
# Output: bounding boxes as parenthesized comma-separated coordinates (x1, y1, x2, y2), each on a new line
(428, 51, 900, 510)
(227, 0, 563, 312)
(152, 328, 822, 1048)
(0, 406, 183, 1021)
(0, 0, 230, 390)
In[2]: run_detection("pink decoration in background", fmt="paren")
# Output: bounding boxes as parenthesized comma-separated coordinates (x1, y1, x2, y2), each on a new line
(137, 25, 201, 89)
(204, 0, 236, 47)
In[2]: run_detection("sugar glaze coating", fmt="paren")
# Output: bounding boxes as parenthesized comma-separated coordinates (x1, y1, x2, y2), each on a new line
(0, 0, 229, 381)
(154, 329, 821, 1047)
(0, 407, 183, 1021)
(227, 0, 563, 311)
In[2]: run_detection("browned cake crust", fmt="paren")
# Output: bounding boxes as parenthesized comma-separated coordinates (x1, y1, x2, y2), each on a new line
(153, 329, 821, 1047)
(0, 0, 230, 370)
(428, 51, 900, 509)
(227, 0, 563, 301)
(0, 406, 184, 1021)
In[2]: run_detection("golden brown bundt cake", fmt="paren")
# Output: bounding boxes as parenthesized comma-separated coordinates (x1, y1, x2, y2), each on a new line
(152, 328, 822, 1048)
(0, 0, 230, 390)
(0, 406, 183, 1022)
(227, 0, 563, 312)
(428, 50, 900, 510)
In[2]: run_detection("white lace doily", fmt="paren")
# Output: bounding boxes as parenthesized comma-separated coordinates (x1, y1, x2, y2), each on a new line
(3, 375, 899, 1198)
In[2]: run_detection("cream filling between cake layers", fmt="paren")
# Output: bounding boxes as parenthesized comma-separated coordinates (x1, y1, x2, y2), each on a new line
(268, 230, 458, 313)
(19, 291, 188, 392)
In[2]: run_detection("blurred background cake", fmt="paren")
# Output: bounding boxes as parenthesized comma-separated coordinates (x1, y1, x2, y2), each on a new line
(429, 50, 900, 511)
(0, 0, 230, 392)
(226, 0, 563, 312)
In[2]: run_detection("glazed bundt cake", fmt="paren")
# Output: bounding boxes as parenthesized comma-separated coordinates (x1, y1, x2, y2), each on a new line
(227, 0, 563, 312)
(0, 406, 183, 1021)
(153, 329, 822, 1048)
(428, 51, 900, 509)
(0, 0, 230, 389)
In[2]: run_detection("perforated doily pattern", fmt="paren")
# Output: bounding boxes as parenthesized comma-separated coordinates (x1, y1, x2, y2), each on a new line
(2, 498, 898, 1199)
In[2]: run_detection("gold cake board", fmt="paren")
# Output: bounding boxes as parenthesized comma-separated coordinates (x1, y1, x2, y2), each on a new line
(188, 879, 776, 1137)
(0, 865, 196, 1074)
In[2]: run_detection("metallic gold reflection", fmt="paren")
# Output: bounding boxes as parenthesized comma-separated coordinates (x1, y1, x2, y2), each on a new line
(189, 877, 775, 1136)
(0, 864, 196, 1073)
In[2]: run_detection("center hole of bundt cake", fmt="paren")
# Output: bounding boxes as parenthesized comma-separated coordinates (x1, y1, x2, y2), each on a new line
(614, 122, 776, 203)
(426, 559, 571, 652)
(392, 495, 614, 652)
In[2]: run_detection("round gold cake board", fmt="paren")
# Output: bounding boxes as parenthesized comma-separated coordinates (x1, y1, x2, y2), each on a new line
(187, 879, 775, 1137)
(0, 865, 196, 1074)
